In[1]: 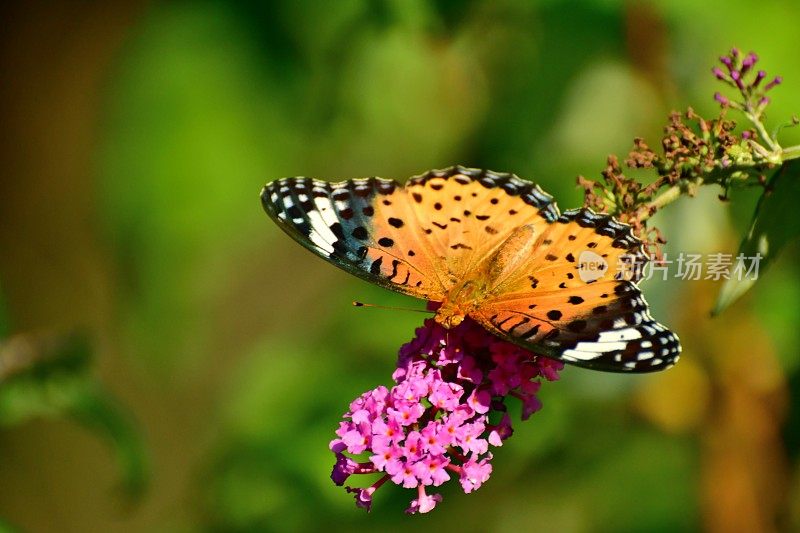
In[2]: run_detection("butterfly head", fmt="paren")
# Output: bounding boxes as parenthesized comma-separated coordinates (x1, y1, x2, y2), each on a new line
(434, 279, 485, 329)
(434, 306, 466, 329)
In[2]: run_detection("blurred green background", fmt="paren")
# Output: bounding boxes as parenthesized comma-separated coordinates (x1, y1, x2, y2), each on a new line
(1, 1, 800, 531)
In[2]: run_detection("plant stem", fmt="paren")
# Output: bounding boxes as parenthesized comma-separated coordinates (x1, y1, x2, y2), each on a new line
(781, 144, 800, 160)
(744, 106, 780, 152)
(639, 177, 703, 222)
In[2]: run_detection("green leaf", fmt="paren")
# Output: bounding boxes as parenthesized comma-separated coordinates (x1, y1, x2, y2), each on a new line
(0, 332, 148, 499)
(714, 160, 800, 315)
(68, 385, 149, 500)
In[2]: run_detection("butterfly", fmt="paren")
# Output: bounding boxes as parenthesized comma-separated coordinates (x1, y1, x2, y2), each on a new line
(261, 166, 680, 373)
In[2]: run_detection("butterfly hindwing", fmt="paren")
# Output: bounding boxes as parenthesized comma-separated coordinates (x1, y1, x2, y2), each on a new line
(475, 280, 680, 372)
(473, 208, 680, 372)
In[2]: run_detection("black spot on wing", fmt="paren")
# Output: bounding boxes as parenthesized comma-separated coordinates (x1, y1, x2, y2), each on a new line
(263, 175, 457, 302)
(407, 165, 560, 221)
(556, 207, 646, 280)
(547, 310, 562, 321)
(262, 176, 420, 287)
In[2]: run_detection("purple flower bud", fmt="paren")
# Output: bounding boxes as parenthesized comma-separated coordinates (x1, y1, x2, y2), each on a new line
(714, 92, 730, 106)
(730, 70, 744, 89)
(742, 130, 752, 139)
(712, 67, 727, 80)
(346, 486, 376, 512)
(759, 96, 771, 107)
(741, 52, 758, 72)
(331, 454, 358, 485)
(720, 56, 733, 68)
(731, 47, 740, 58)
(765, 76, 783, 91)
(752, 70, 767, 88)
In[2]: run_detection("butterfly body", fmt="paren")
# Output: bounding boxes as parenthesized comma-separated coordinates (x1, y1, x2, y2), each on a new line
(435, 223, 541, 328)
(261, 166, 681, 373)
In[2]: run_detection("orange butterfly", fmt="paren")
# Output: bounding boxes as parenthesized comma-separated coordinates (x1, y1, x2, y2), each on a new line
(261, 166, 680, 372)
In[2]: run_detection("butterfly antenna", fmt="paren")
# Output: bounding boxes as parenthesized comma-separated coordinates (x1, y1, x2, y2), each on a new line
(352, 301, 434, 314)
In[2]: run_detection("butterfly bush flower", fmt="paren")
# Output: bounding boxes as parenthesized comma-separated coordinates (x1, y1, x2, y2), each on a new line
(329, 307, 562, 514)
(712, 47, 782, 114)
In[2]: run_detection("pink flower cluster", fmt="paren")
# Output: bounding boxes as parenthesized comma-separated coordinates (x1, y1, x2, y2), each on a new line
(330, 315, 562, 514)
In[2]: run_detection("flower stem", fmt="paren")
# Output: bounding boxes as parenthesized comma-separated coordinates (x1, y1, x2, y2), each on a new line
(639, 177, 702, 221)
(781, 144, 800, 161)
(645, 184, 682, 212)
(745, 109, 780, 152)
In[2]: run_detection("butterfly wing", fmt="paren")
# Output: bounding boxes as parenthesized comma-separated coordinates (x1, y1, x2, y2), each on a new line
(261, 166, 559, 301)
(472, 209, 681, 372)
(261, 176, 443, 299)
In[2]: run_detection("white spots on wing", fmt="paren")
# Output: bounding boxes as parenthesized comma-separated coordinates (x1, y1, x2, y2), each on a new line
(314, 197, 339, 228)
(308, 231, 334, 254)
(306, 209, 336, 251)
(637, 351, 654, 361)
(641, 340, 652, 349)
(563, 340, 628, 360)
(598, 328, 641, 342)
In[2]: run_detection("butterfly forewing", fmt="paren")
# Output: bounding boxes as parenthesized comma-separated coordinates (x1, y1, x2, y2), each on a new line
(401, 168, 558, 285)
(261, 166, 559, 300)
(261, 176, 445, 299)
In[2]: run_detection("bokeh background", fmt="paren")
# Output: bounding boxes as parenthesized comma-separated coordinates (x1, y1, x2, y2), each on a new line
(2, 1, 800, 531)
